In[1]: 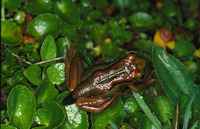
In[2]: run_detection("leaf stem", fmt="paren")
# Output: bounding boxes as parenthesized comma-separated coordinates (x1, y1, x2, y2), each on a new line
(1, 0, 5, 19)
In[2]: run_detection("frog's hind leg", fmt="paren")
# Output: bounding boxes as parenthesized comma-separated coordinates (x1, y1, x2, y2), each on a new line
(76, 93, 122, 113)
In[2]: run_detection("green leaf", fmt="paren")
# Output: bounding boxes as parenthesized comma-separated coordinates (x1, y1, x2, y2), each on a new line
(91, 111, 108, 129)
(55, 91, 70, 103)
(63, 103, 89, 129)
(1, 20, 22, 46)
(56, 38, 68, 57)
(139, 115, 157, 129)
(152, 47, 195, 105)
(92, 97, 123, 128)
(40, 35, 57, 61)
(172, 41, 195, 59)
(1, 124, 17, 129)
(123, 97, 140, 116)
(133, 39, 158, 54)
(47, 63, 65, 85)
(61, 24, 77, 42)
(35, 81, 59, 107)
(23, 65, 42, 85)
(26, 13, 62, 42)
(54, 0, 80, 25)
(7, 85, 36, 129)
(129, 12, 154, 31)
(154, 96, 174, 123)
(4, 0, 21, 11)
(34, 102, 65, 129)
(105, 97, 123, 121)
(160, 1, 176, 24)
(25, 0, 53, 15)
(132, 90, 162, 129)
(182, 94, 196, 129)
(129, 112, 144, 128)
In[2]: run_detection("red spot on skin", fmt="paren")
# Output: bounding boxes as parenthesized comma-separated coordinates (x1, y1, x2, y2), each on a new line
(22, 35, 36, 44)
(13, 30, 19, 36)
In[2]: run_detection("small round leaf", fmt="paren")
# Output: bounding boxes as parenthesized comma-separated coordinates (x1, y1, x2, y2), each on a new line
(7, 85, 36, 129)
(34, 102, 65, 128)
(35, 81, 59, 107)
(23, 65, 42, 85)
(47, 63, 65, 85)
(1, 20, 22, 46)
(25, 0, 53, 15)
(40, 35, 57, 61)
(63, 103, 89, 129)
(26, 13, 62, 42)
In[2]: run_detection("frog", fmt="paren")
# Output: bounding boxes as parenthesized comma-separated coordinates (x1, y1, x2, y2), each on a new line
(65, 39, 148, 113)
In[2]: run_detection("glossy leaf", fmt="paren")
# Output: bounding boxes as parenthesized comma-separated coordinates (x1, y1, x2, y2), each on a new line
(123, 97, 140, 116)
(34, 102, 65, 129)
(139, 115, 157, 129)
(56, 38, 68, 57)
(152, 47, 195, 105)
(132, 90, 162, 129)
(183, 94, 196, 129)
(91, 110, 108, 129)
(63, 103, 89, 129)
(1, 20, 22, 46)
(160, 1, 176, 24)
(47, 63, 65, 85)
(25, 0, 53, 15)
(1, 124, 17, 129)
(4, 0, 20, 11)
(40, 35, 57, 61)
(54, 0, 80, 25)
(105, 97, 123, 121)
(129, 112, 144, 128)
(129, 12, 154, 31)
(92, 97, 123, 128)
(34, 81, 59, 107)
(7, 85, 36, 129)
(55, 91, 70, 103)
(173, 41, 195, 59)
(61, 25, 77, 42)
(26, 13, 62, 42)
(154, 96, 174, 123)
(133, 39, 158, 54)
(23, 65, 42, 85)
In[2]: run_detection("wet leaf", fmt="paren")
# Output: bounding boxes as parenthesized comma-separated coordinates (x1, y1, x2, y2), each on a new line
(1, 20, 22, 46)
(4, 0, 21, 11)
(152, 47, 195, 105)
(92, 97, 123, 128)
(129, 12, 154, 31)
(34, 102, 65, 129)
(35, 81, 59, 107)
(7, 85, 36, 129)
(123, 97, 140, 116)
(1, 124, 17, 129)
(61, 103, 89, 129)
(154, 96, 174, 123)
(40, 35, 57, 61)
(47, 63, 65, 85)
(23, 65, 42, 85)
(26, 13, 62, 42)
(54, 0, 80, 25)
(25, 0, 53, 15)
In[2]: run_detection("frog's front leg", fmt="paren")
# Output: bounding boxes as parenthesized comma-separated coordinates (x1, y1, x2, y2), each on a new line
(76, 93, 121, 113)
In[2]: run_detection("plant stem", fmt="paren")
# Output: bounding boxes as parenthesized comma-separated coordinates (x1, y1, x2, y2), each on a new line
(1, 0, 5, 19)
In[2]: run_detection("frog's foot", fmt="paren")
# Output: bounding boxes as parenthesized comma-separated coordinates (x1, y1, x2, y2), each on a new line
(76, 93, 121, 113)
(128, 70, 161, 92)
